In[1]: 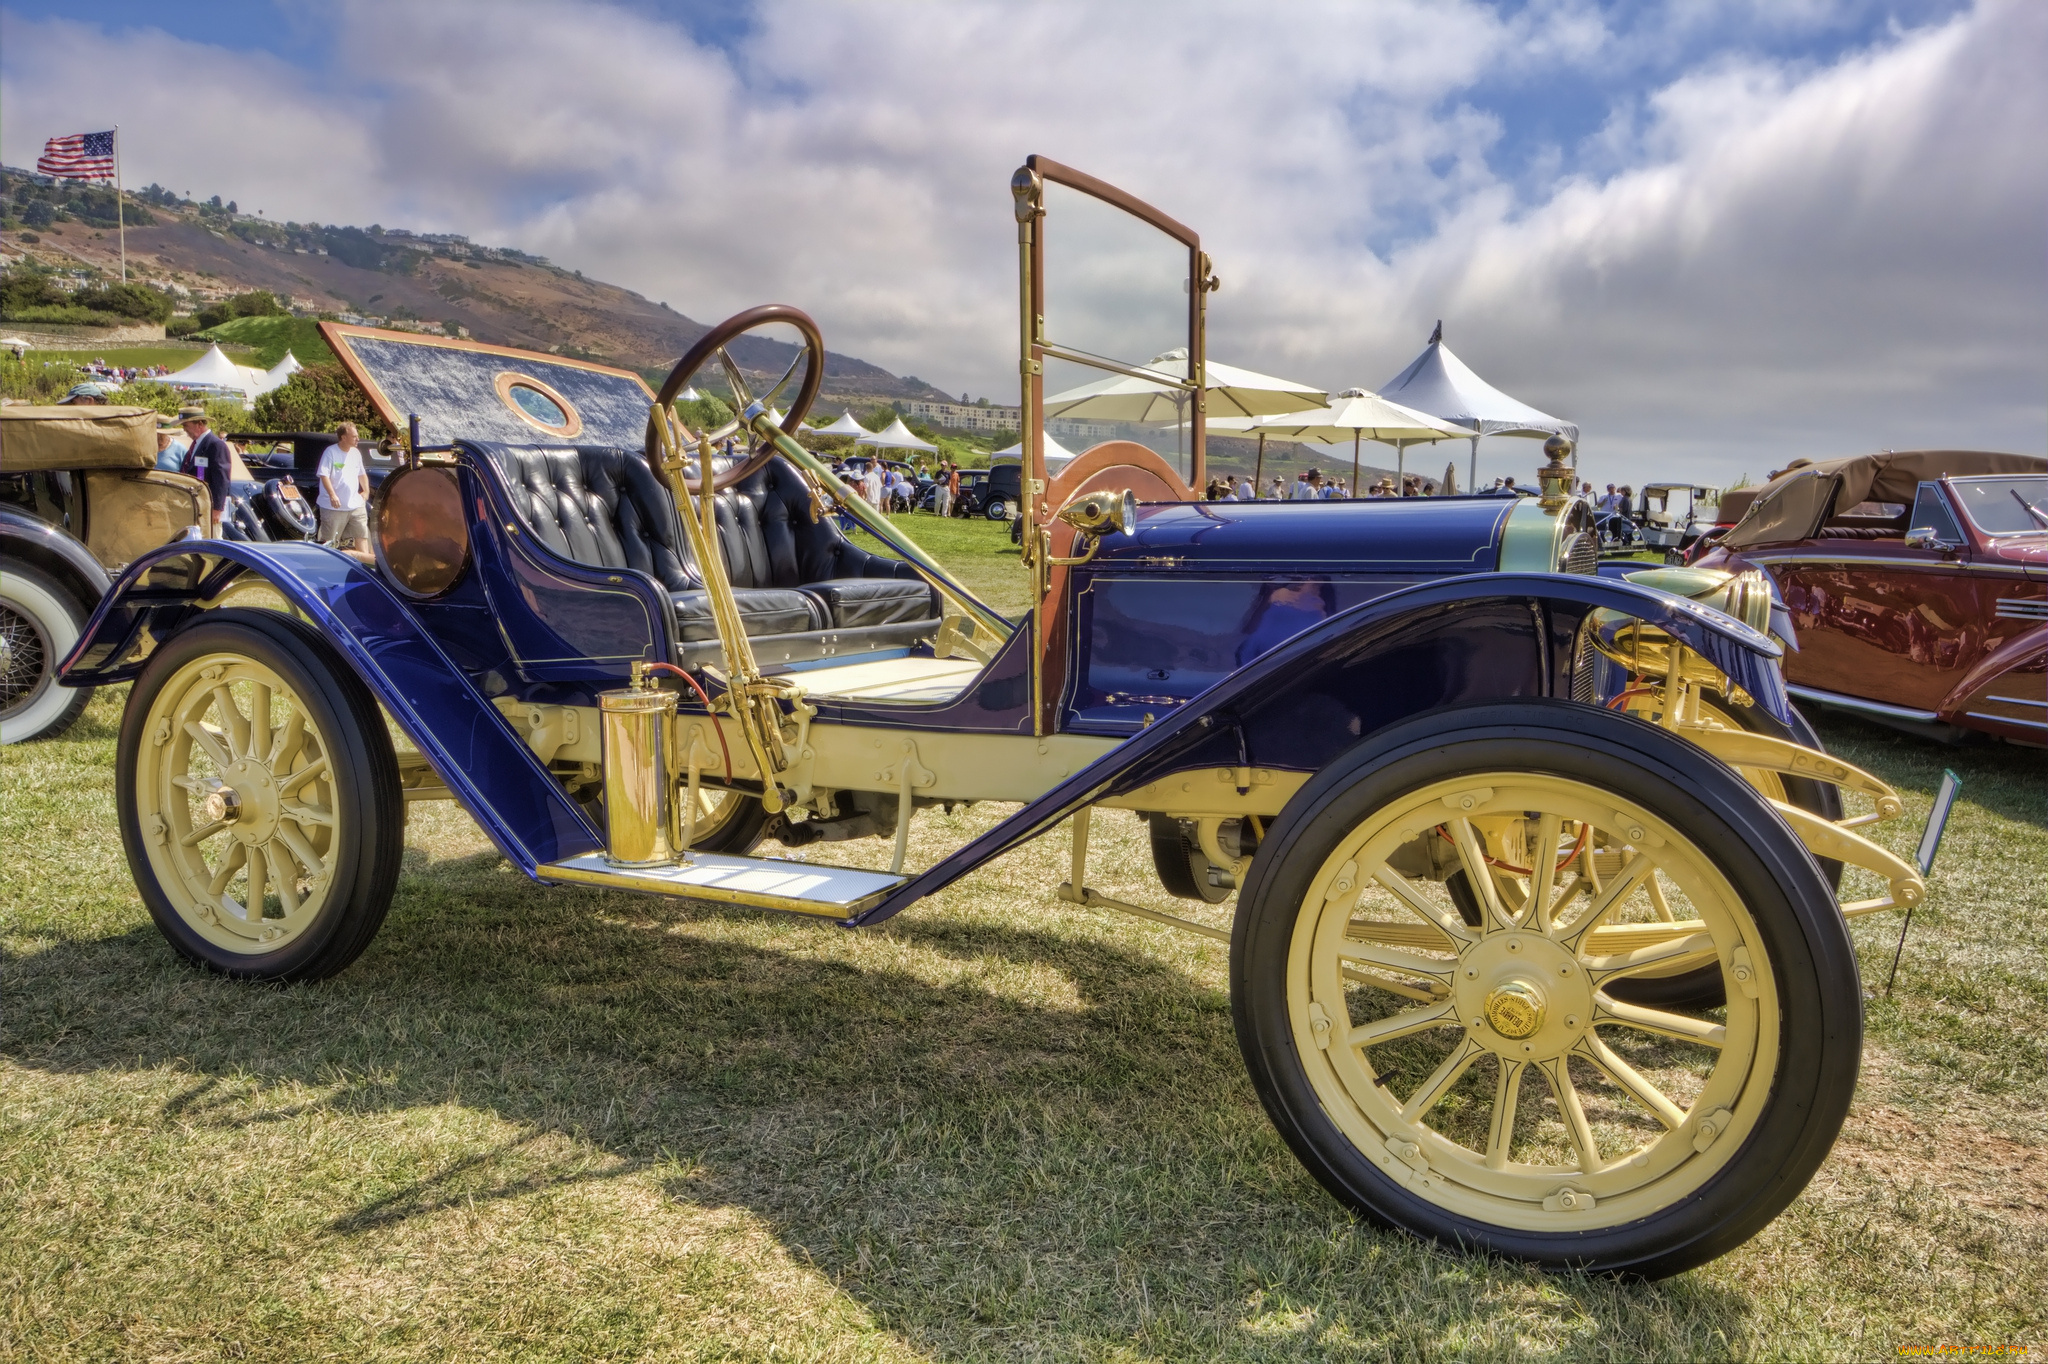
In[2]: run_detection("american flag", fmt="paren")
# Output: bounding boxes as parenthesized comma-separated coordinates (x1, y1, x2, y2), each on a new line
(37, 130, 116, 183)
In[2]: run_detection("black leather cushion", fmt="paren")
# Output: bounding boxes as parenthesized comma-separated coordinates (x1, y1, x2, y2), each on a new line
(483, 444, 940, 641)
(670, 587, 824, 642)
(806, 576, 937, 629)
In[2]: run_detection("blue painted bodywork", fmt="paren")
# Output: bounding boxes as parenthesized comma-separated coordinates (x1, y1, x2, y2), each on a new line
(852, 573, 1789, 926)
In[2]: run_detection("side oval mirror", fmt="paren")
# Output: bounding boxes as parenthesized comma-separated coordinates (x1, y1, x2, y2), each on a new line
(1904, 527, 1937, 549)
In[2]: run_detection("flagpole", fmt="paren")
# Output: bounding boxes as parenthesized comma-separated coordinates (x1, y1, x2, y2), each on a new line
(113, 125, 126, 283)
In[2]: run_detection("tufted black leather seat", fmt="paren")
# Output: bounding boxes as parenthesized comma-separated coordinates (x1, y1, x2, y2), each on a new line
(486, 445, 939, 655)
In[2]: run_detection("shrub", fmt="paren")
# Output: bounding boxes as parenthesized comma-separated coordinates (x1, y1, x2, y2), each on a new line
(195, 290, 286, 329)
(167, 316, 201, 337)
(251, 363, 392, 439)
(675, 394, 734, 431)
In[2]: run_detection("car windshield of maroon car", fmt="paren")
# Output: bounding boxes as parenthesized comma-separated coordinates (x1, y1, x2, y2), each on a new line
(1952, 477, 2048, 536)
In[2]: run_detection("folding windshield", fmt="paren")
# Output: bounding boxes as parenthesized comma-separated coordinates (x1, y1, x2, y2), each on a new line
(1951, 476, 2048, 536)
(1013, 155, 1211, 528)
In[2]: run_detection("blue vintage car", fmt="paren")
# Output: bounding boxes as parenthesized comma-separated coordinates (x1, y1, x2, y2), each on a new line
(60, 157, 1932, 1279)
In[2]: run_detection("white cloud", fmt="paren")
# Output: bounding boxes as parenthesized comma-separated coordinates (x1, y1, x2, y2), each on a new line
(3, 0, 2038, 486)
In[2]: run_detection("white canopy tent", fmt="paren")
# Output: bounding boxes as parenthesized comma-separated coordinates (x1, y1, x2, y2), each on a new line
(1255, 388, 1467, 493)
(856, 417, 937, 453)
(162, 343, 257, 398)
(993, 430, 1077, 471)
(249, 350, 302, 398)
(814, 410, 871, 438)
(1377, 323, 1576, 488)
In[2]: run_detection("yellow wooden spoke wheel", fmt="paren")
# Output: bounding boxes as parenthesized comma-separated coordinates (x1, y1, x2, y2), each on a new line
(1231, 700, 1860, 1278)
(117, 610, 404, 982)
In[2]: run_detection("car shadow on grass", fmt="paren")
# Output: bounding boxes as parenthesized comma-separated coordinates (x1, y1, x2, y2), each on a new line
(2, 850, 1760, 1360)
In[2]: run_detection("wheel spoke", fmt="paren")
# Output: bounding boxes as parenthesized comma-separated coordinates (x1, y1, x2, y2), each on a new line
(1335, 938, 1457, 983)
(1369, 867, 1474, 946)
(1346, 1000, 1457, 1049)
(1485, 1059, 1525, 1170)
(207, 841, 247, 898)
(249, 683, 272, 765)
(1646, 872, 1676, 923)
(184, 721, 234, 773)
(269, 710, 305, 769)
(1537, 1057, 1601, 1173)
(278, 755, 329, 797)
(212, 684, 250, 759)
(1559, 850, 1656, 953)
(1586, 929, 1717, 984)
(1445, 818, 1513, 932)
(280, 798, 333, 829)
(1595, 996, 1727, 1048)
(179, 819, 229, 848)
(1579, 1034, 1686, 1130)
(1402, 1036, 1484, 1119)
(275, 823, 327, 884)
(266, 842, 302, 916)
(244, 845, 267, 923)
(1528, 814, 1563, 934)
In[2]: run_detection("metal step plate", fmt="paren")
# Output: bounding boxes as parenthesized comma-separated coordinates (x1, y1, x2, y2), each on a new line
(539, 851, 906, 918)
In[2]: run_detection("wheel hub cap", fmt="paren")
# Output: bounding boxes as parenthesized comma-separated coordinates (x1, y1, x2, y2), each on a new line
(1483, 981, 1545, 1039)
(1454, 932, 1592, 1060)
(216, 759, 281, 843)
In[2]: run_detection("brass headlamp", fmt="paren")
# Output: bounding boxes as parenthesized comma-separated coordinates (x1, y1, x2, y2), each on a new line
(1047, 488, 1137, 566)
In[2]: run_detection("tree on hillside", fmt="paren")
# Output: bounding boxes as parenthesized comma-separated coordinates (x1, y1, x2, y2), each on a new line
(252, 364, 394, 441)
(196, 290, 286, 329)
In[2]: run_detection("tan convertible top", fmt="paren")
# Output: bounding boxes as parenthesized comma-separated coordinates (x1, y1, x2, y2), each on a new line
(0, 404, 160, 472)
(1722, 449, 2048, 549)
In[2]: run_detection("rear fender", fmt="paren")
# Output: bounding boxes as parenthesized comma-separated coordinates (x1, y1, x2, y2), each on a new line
(1, 503, 110, 610)
(60, 541, 601, 873)
(852, 573, 1787, 925)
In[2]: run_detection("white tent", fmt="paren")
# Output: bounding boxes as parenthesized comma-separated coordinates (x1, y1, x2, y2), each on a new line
(1378, 323, 1576, 487)
(857, 417, 937, 453)
(992, 430, 1077, 470)
(250, 350, 302, 398)
(815, 410, 871, 438)
(162, 344, 256, 398)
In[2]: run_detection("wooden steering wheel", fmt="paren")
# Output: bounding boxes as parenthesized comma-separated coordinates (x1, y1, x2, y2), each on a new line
(651, 304, 826, 493)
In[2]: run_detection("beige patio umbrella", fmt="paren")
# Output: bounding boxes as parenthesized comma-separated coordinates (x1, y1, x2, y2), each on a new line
(1252, 388, 1466, 497)
(1044, 346, 1324, 479)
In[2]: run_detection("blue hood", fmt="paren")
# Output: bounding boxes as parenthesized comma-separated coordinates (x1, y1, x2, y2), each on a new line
(1095, 496, 1515, 574)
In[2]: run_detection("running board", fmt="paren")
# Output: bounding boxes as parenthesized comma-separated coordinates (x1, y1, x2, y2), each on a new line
(539, 851, 906, 919)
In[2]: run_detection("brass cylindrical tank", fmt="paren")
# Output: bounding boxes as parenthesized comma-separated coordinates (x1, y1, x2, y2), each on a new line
(598, 685, 678, 867)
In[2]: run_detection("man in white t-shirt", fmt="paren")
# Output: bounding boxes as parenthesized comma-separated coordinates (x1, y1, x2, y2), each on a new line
(861, 461, 884, 510)
(317, 422, 371, 548)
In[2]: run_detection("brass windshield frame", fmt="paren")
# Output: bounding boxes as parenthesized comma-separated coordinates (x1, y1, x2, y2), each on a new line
(1013, 155, 1212, 735)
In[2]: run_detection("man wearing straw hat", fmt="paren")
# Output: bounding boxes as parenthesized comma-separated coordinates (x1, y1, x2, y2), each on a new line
(177, 406, 231, 536)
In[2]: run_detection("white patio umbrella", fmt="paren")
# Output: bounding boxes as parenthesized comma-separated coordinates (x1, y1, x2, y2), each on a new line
(1045, 347, 1323, 480)
(857, 417, 937, 453)
(1378, 322, 1576, 489)
(1254, 388, 1466, 496)
(814, 410, 871, 438)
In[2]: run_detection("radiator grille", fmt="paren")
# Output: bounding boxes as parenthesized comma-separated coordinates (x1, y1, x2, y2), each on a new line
(1571, 623, 1598, 703)
(1564, 531, 1600, 575)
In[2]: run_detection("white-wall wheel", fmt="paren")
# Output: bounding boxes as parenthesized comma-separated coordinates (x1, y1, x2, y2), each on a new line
(0, 563, 94, 743)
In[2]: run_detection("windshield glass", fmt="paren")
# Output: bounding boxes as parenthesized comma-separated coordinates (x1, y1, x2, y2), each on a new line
(1040, 178, 1190, 375)
(1952, 476, 2048, 535)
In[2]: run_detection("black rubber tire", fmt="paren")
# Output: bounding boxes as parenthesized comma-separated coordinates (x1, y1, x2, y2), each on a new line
(1230, 699, 1861, 1279)
(117, 610, 404, 982)
(1604, 693, 1843, 1009)
(1148, 812, 1230, 903)
(0, 561, 95, 743)
(985, 498, 1010, 522)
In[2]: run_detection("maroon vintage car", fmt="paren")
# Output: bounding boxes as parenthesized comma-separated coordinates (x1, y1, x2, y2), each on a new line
(1695, 449, 2047, 745)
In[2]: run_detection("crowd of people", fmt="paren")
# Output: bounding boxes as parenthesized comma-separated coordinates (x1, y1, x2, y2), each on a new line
(823, 454, 967, 516)
(79, 356, 172, 384)
(1202, 468, 1447, 500)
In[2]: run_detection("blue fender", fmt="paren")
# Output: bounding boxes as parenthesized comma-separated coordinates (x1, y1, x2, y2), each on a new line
(60, 541, 602, 873)
(1, 502, 111, 610)
(851, 572, 1788, 926)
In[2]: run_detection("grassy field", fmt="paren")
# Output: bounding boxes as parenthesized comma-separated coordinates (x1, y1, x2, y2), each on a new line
(197, 315, 339, 369)
(3, 517, 2043, 1361)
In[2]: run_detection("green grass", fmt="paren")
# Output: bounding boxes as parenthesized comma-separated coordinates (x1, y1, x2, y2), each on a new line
(3, 530, 2044, 1359)
(198, 314, 339, 368)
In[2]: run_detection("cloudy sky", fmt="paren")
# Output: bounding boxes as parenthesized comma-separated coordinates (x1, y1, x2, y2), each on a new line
(3, 0, 2041, 487)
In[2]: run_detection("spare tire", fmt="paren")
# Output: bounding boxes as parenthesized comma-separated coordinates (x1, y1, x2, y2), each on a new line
(259, 478, 317, 540)
(221, 484, 271, 543)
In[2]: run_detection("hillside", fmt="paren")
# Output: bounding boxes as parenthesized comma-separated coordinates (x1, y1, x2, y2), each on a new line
(0, 167, 950, 405)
